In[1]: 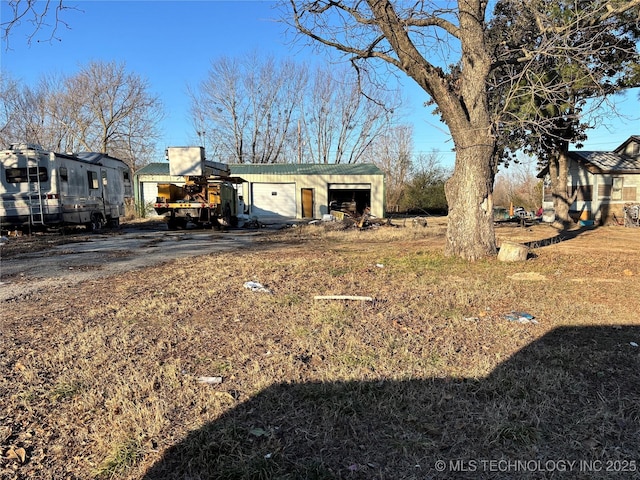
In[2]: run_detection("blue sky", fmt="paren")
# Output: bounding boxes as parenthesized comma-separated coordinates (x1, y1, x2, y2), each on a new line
(1, 0, 638, 170)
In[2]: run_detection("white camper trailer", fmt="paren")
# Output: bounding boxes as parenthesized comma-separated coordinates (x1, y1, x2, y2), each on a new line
(0, 143, 132, 232)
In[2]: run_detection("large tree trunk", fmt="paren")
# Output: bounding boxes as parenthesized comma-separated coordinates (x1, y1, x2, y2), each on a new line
(548, 147, 576, 230)
(445, 141, 497, 260)
(440, 0, 497, 261)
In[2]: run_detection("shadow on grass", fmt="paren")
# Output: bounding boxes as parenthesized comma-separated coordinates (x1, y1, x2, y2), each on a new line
(143, 326, 640, 479)
(523, 224, 597, 249)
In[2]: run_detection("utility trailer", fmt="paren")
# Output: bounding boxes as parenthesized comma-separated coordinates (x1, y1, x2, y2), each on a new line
(153, 146, 243, 230)
(0, 143, 133, 233)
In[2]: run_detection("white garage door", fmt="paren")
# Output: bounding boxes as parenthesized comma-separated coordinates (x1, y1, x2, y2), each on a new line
(141, 182, 159, 205)
(251, 183, 297, 219)
(140, 182, 161, 217)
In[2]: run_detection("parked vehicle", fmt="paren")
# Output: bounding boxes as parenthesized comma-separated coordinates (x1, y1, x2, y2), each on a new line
(0, 143, 132, 232)
(153, 146, 243, 230)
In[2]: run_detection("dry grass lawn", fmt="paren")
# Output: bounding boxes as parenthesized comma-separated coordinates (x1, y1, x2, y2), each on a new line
(1, 218, 640, 479)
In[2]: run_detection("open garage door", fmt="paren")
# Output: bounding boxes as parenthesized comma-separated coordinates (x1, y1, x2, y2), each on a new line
(251, 183, 297, 219)
(328, 183, 371, 215)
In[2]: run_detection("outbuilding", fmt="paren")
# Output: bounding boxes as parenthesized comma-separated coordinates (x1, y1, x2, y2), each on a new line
(135, 162, 386, 221)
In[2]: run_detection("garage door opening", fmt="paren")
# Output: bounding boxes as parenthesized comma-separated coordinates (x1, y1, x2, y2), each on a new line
(328, 184, 371, 216)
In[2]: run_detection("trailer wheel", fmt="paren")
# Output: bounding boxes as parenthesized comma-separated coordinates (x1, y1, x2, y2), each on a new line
(86, 213, 104, 231)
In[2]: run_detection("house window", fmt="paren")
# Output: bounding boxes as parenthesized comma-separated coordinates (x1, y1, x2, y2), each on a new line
(568, 185, 592, 201)
(612, 178, 623, 200)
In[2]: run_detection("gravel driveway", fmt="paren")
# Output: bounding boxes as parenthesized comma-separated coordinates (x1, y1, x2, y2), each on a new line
(0, 225, 265, 302)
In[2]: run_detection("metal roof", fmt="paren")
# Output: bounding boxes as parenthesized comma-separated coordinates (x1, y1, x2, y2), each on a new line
(135, 162, 171, 176)
(537, 136, 640, 177)
(230, 163, 383, 175)
(76, 152, 127, 166)
(568, 150, 640, 174)
(136, 162, 384, 177)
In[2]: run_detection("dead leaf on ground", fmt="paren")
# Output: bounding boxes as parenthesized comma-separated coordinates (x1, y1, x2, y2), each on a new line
(6, 446, 27, 463)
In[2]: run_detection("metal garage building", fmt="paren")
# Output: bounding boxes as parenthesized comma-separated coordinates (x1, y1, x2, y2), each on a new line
(134, 163, 386, 220)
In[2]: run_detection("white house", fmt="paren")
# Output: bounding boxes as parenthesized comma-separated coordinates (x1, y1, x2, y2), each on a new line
(539, 135, 640, 224)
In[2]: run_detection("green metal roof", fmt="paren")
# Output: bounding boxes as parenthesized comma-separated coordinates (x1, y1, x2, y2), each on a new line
(136, 162, 384, 177)
(230, 163, 383, 176)
(135, 162, 171, 176)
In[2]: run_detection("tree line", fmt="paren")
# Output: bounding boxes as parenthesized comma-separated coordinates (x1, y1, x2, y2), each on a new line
(189, 54, 399, 165)
(0, 61, 163, 173)
(0, 57, 449, 213)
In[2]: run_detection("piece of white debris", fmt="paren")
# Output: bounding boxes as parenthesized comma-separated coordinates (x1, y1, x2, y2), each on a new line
(197, 376, 223, 384)
(630, 342, 639, 348)
(243, 281, 272, 293)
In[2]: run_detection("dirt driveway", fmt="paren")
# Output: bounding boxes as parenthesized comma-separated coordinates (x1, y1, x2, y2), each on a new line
(0, 222, 267, 302)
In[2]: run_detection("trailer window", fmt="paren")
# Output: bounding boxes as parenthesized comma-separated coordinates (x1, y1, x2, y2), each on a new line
(88, 170, 99, 189)
(5, 166, 48, 183)
(59, 167, 68, 182)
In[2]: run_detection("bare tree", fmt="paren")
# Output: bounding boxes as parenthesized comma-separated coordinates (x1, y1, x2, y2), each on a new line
(285, 0, 499, 260)
(493, 158, 542, 211)
(62, 61, 164, 171)
(0, 62, 163, 171)
(36, 73, 78, 151)
(300, 64, 398, 164)
(368, 124, 414, 211)
(191, 53, 308, 163)
(192, 55, 400, 165)
(1, 0, 76, 47)
(189, 56, 245, 162)
(400, 151, 450, 213)
(0, 74, 54, 148)
(284, 0, 640, 260)
(0, 74, 29, 145)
